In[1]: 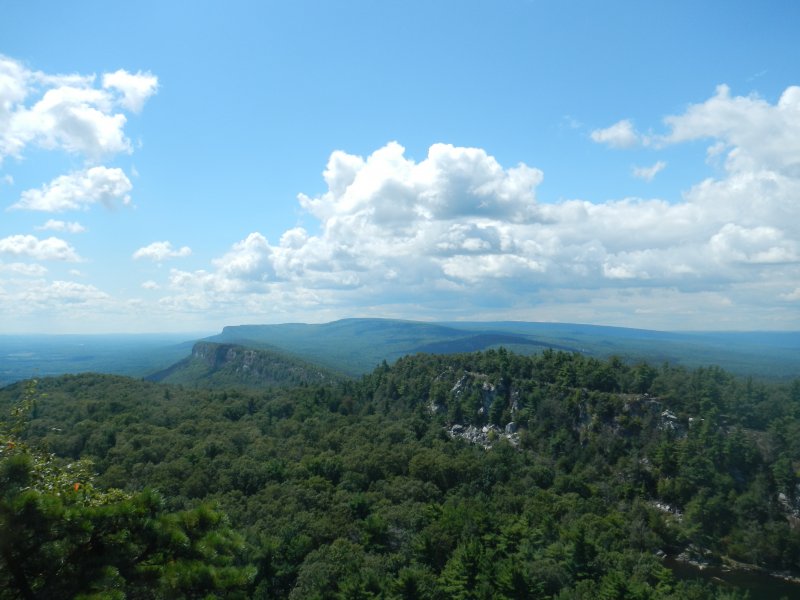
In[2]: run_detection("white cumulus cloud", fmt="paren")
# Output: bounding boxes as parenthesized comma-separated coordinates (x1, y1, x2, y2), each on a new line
(166, 142, 545, 301)
(1, 81, 785, 330)
(590, 119, 641, 148)
(0, 275, 120, 332)
(632, 160, 667, 181)
(160, 97, 800, 329)
(3, 278, 109, 309)
(0, 54, 157, 161)
(661, 85, 800, 175)
(0, 234, 81, 261)
(12, 167, 132, 211)
(709, 223, 798, 265)
(0, 56, 31, 157)
(36, 219, 86, 233)
(0, 261, 48, 276)
(11, 85, 129, 158)
(102, 69, 158, 113)
(133, 241, 192, 262)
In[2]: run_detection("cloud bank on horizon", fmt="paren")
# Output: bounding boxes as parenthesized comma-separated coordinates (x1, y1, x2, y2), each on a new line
(1, 53, 798, 332)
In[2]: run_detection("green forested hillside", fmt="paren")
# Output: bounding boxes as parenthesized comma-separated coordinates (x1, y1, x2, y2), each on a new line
(2, 350, 800, 598)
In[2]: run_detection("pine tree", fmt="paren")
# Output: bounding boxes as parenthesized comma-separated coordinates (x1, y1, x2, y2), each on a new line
(0, 380, 254, 599)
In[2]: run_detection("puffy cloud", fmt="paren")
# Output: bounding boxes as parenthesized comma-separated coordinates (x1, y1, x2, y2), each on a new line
(161, 108, 800, 328)
(11, 85, 129, 158)
(0, 56, 27, 103)
(299, 142, 542, 225)
(0, 234, 80, 261)
(662, 84, 800, 176)
(3, 287, 150, 334)
(0, 54, 157, 161)
(38, 280, 109, 303)
(162, 143, 542, 307)
(102, 69, 158, 113)
(441, 254, 545, 283)
(590, 119, 641, 148)
(212, 233, 275, 283)
(0, 261, 48, 276)
(164, 234, 276, 299)
(632, 160, 666, 181)
(133, 241, 192, 262)
(709, 224, 798, 265)
(0, 56, 29, 156)
(141, 280, 159, 290)
(36, 219, 86, 233)
(12, 167, 132, 211)
(0, 277, 112, 326)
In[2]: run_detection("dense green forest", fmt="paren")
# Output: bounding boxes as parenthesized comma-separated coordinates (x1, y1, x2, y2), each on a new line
(2, 349, 800, 598)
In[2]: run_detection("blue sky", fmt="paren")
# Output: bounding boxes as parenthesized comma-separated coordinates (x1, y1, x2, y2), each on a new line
(1, 0, 799, 333)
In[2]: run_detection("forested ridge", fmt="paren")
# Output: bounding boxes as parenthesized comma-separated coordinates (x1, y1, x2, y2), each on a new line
(2, 349, 800, 598)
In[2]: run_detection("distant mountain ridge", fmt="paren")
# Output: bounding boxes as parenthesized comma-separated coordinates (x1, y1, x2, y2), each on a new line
(146, 341, 341, 388)
(2, 319, 797, 389)
(204, 318, 800, 379)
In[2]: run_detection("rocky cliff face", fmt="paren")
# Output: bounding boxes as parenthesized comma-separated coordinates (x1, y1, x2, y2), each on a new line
(192, 342, 258, 370)
(148, 342, 341, 388)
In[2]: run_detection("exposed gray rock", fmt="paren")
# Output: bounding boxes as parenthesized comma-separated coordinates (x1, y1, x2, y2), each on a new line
(447, 423, 520, 449)
(777, 491, 800, 518)
(651, 500, 684, 521)
(427, 399, 446, 415)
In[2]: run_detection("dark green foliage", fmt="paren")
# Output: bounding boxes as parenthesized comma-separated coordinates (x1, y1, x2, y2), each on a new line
(0, 383, 253, 599)
(1, 349, 798, 598)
